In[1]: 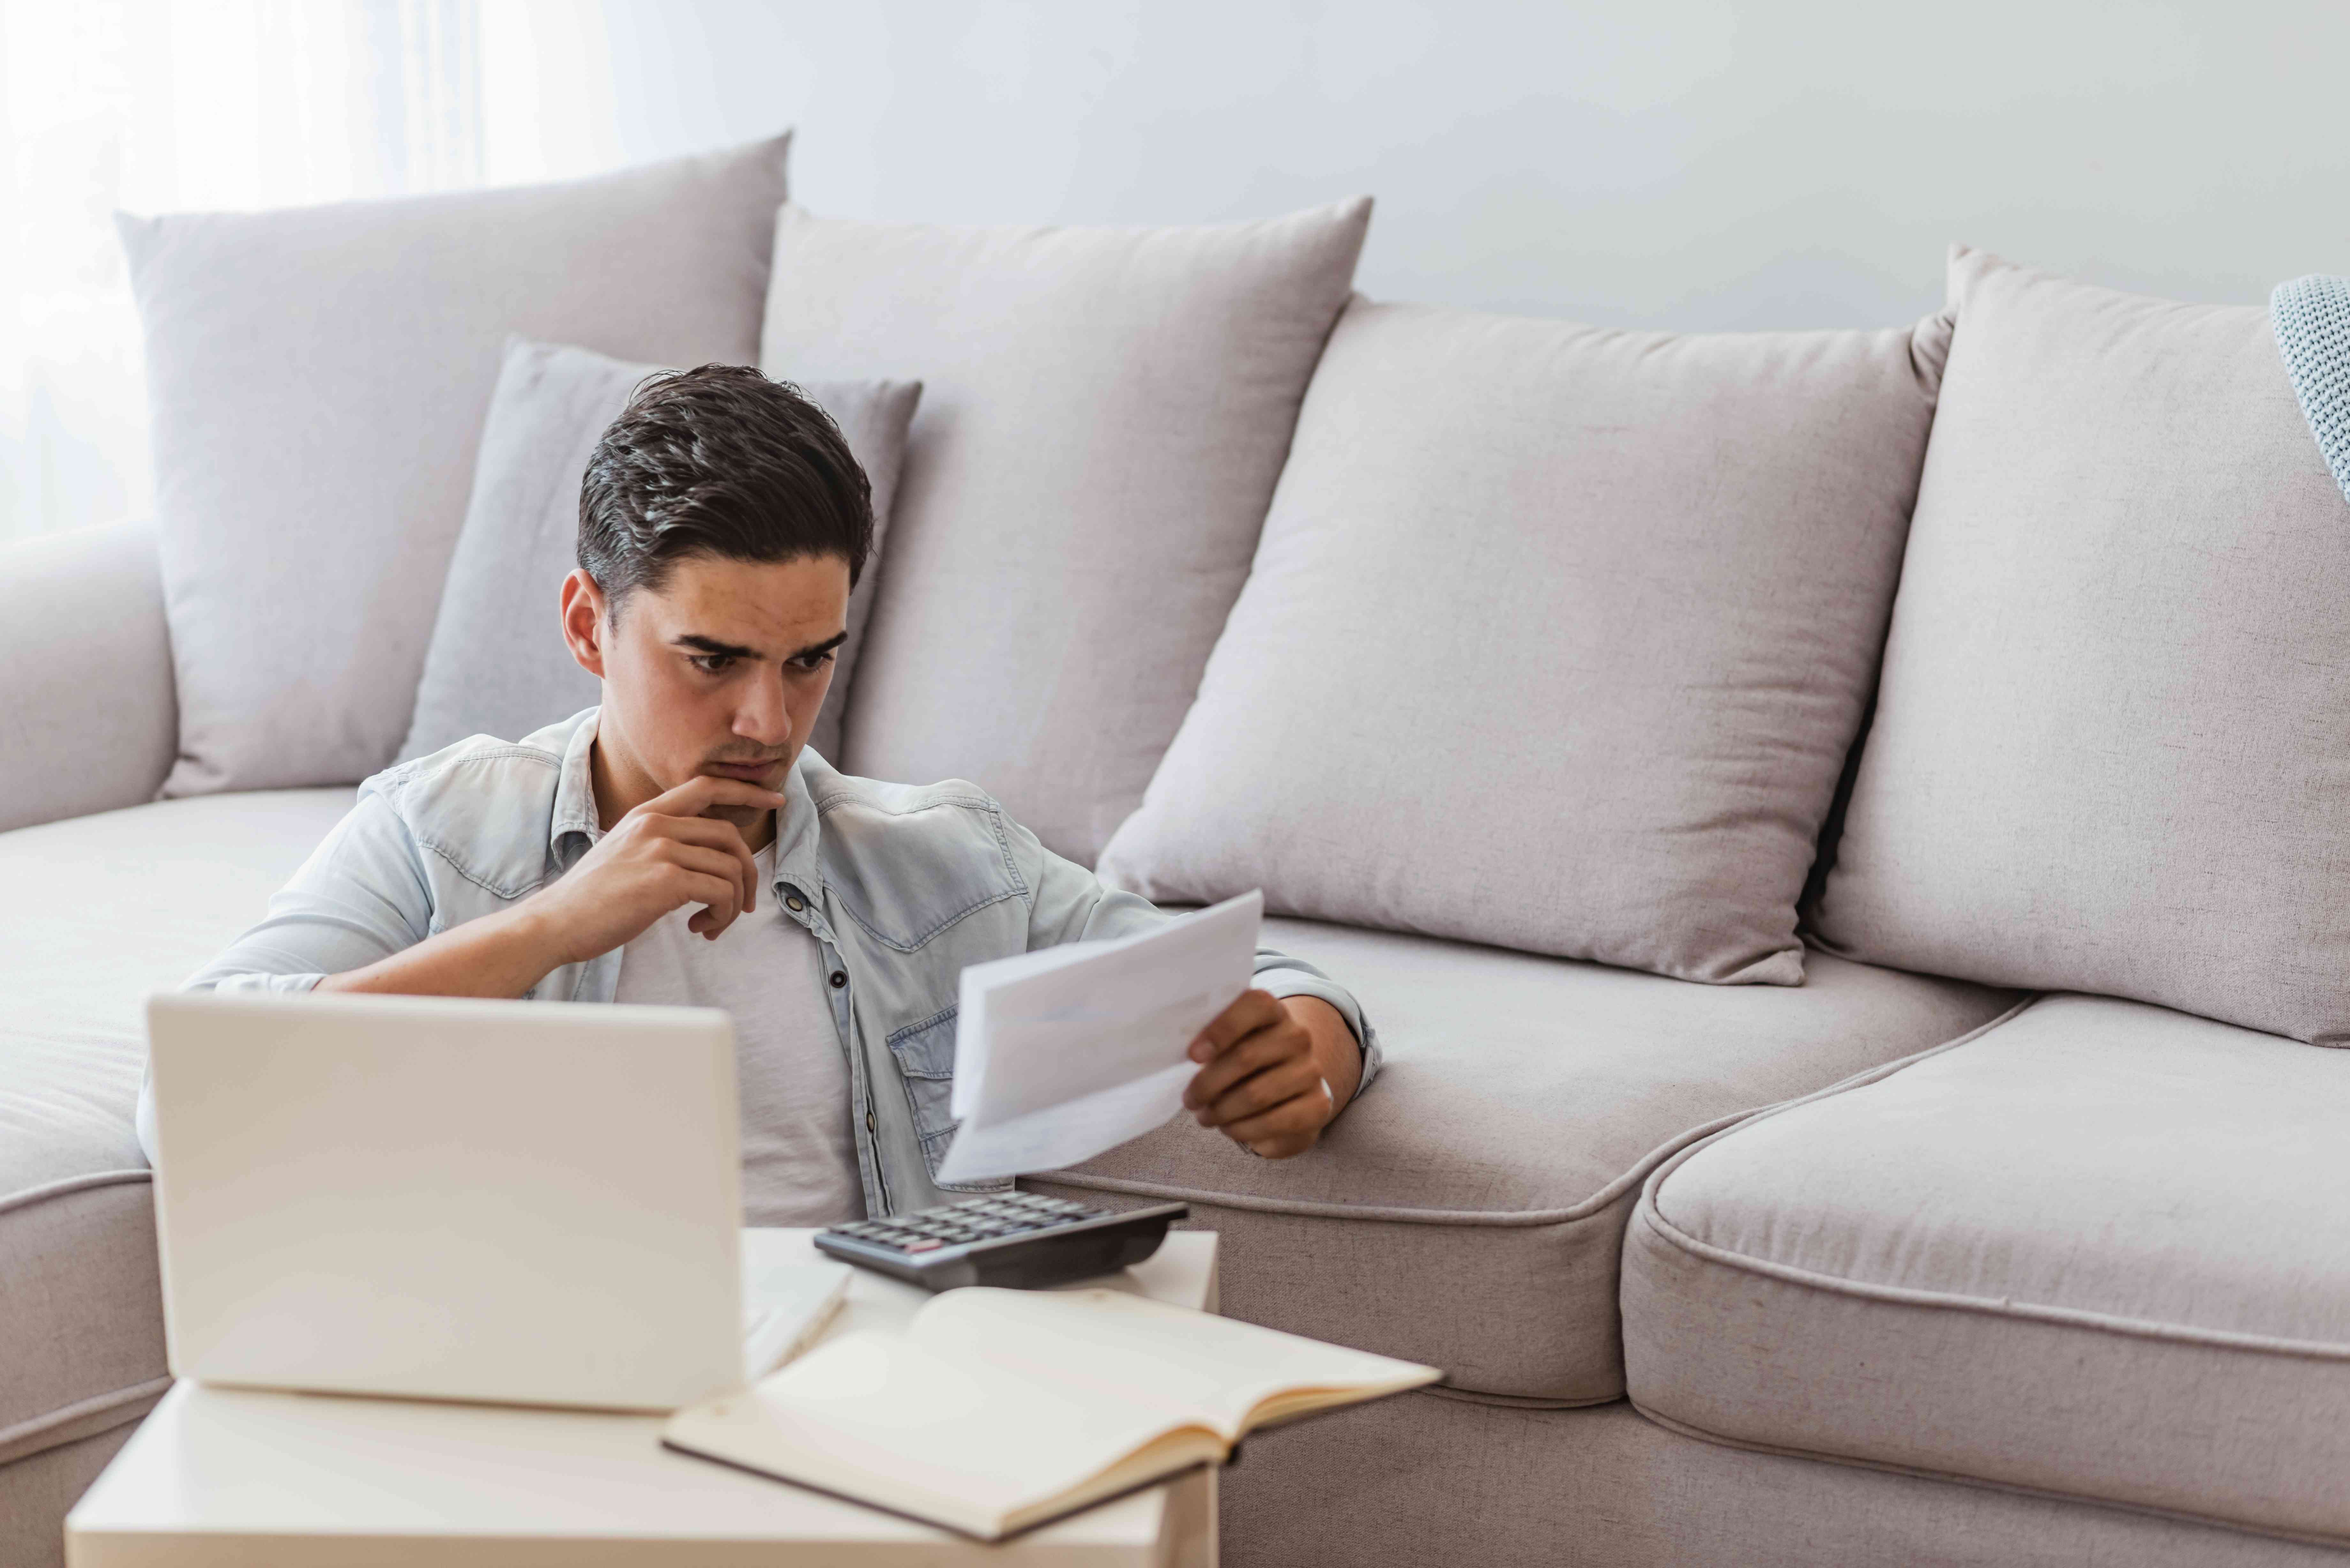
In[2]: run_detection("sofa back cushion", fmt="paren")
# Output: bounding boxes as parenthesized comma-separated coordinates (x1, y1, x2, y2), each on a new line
(118, 135, 791, 796)
(1097, 299, 1951, 984)
(396, 338, 919, 764)
(758, 200, 1370, 864)
(1810, 247, 2350, 1041)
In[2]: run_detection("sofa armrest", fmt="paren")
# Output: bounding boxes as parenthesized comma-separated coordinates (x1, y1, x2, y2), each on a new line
(0, 521, 177, 833)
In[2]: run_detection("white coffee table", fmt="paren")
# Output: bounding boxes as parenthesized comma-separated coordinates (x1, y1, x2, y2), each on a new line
(67, 1228, 1219, 1567)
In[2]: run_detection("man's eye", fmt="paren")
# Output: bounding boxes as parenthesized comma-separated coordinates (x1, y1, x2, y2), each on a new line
(791, 651, 839, 672)
(689, 654, 735, 674)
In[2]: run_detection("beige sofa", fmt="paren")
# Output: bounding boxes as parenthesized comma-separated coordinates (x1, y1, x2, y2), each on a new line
(5, 141, 2348, 1568)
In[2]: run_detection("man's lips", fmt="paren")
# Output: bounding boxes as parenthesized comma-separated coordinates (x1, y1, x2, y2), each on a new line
(703, 759, 786, 783)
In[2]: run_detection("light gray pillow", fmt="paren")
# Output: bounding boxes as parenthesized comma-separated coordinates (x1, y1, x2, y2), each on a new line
(117, 134, 792, 796)
(759, 199, 1372, 865)
(1097, 298, 1954, 984)
(1810, 247, 2350, 1043)
(398, 340, 919, 763)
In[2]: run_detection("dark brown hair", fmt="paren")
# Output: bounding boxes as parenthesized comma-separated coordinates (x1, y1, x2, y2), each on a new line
(577, 364, 871, 613)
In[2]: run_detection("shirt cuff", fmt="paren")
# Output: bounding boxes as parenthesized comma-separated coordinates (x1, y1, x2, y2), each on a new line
(1251, 959, 1382, 1101)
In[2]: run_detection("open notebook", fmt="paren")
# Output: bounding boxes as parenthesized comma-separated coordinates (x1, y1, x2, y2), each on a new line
(661, 1285, 1440, 1540)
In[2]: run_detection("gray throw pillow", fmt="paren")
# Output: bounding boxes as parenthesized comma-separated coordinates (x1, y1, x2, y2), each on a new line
(1097, 298, 1955, 984)
(398, 339, 919, 763)
(1810, 247, 2350, 1043)
(118, 134, 792, 796)
(759, 199, 1372, 865)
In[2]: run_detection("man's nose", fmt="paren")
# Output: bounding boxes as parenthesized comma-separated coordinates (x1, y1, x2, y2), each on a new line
(735, 668, 793, 745)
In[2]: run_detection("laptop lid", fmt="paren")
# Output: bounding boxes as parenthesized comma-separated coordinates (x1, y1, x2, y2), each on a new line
(146, 990, 742, 1412)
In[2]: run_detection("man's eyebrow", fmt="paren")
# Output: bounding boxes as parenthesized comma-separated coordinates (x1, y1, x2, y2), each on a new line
(670, 630, 849, 661)
(671, 633, 762, 659)
(791, 630, 851, 661)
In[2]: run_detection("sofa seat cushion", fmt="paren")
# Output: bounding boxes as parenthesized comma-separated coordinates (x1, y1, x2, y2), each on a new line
(1031, 917, 2021, 1403)
(1624, 993, 2350, 1543)
(0, 790, 353, 1463)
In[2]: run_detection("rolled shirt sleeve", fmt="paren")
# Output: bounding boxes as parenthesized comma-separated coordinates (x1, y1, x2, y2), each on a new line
(137, 791, 440, 1164)
(184, 790, 439, 994)
(1008, 817, 1383, 1099)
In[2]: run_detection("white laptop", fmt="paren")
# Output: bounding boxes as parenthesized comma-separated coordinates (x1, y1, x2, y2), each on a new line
(145, 990, 848, 1412)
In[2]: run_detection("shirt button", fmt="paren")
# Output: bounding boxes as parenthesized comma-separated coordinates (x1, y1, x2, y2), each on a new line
(829, 971, 848, 989)
(785, 894, 805, 913)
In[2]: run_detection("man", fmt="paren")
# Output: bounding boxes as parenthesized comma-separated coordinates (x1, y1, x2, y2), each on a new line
(156, 366, 1374, 1223)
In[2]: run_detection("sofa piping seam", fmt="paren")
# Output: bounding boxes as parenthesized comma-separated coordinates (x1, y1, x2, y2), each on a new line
(1420, 1384, 1623, 1412)
(0, 1377, 173, 1463)
(0, 1167, 151, 1219)
(1634, 1195, 2350, 1364)
(1043, 994, 2042, 1227)
(1629, 1400, 2350, 1553)
(1634, 995, 2350, 1363)
(1637, 991, 2042, 1213)
(1037, 1108, 1754, 1229)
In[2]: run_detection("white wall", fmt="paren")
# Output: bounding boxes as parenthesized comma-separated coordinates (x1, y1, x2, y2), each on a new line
(578, 0, 2350, 330)
(11, 1, 2337, 543)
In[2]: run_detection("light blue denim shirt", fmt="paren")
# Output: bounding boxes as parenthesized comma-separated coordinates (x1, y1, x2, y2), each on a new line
(157, 708, 1377, 1216)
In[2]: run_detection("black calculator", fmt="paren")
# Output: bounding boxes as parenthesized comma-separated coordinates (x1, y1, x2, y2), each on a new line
(815, 1194, 1189, 1291)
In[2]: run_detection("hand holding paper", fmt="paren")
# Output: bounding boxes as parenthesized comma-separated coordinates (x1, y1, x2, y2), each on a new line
(935, 892, 1263, 1183)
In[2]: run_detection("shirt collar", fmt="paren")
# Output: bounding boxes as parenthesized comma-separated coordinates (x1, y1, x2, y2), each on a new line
(549, 707, 826, 897)
(770, 760, 825, 898)
(549, 708, 604, 859)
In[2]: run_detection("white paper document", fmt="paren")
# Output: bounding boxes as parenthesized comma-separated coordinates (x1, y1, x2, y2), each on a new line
(934, 891, 1263, 1183)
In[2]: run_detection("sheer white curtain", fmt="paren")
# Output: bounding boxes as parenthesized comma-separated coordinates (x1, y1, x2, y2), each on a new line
(0, 0, 615, 545)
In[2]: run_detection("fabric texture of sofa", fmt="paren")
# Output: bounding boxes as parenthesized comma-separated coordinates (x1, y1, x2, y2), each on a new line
(1812, 247, 2350, 1044)
(1036, 927, 2019, 1405)
(3, 138, 2346, 1568)
(1098, 298, 1954, 985)
(0, 787, 354, 1566)
(121, 135, 796, 800)
(1624, 993, 2350, 1544)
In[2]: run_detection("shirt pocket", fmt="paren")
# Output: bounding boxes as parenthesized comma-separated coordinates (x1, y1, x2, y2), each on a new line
(883, 1006, 1011, 1193)
(885, 1005, 962, 1176)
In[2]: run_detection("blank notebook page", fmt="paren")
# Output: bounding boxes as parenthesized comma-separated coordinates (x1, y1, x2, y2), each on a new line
(909, 1287, 1436, 1436)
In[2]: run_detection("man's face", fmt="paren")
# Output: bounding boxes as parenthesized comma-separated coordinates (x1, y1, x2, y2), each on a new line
(560, 552, 851, 838)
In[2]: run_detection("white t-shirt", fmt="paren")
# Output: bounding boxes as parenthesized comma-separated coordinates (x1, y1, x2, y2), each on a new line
(612, 841, 864, 1227)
